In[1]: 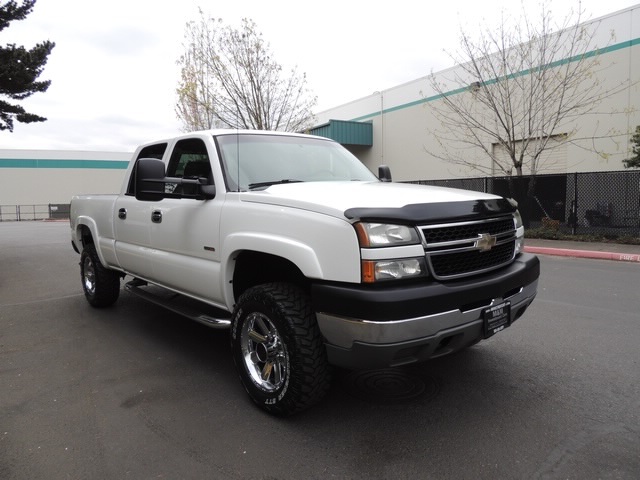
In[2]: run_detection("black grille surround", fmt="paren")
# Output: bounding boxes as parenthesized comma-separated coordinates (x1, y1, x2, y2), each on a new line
(420, 216, 517, 280)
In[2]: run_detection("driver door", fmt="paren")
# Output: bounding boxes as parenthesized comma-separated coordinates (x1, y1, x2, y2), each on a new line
(146, 138, 225, 305)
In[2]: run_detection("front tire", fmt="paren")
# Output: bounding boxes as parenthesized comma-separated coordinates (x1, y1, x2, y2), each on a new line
(231, 283, 331, 416)
(80, 243, 120, 308)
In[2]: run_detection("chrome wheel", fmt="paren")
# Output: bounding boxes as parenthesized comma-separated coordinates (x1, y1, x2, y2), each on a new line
(240, 312, 289, 392)
(231, 283, 331, 415)
(79, 243, 120, 308)
(82, 255, 96, 295)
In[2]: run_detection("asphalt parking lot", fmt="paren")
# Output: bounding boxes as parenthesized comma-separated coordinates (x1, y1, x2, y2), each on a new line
(1, 221, 639, 479)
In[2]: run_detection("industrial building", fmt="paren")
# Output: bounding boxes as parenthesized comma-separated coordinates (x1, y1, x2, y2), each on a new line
(0, 149, 130, 220)
(1, 5, 639, 221)
(310, 5, 640, 181)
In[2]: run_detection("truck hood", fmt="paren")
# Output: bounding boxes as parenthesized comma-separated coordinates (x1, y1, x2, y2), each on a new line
(240, 181, 513, 223)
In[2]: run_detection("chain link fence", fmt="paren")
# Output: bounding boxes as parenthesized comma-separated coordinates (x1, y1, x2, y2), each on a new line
(0, 204, 70, 222)
(409, 170, 640, 238)
(3, 171, 639, 237)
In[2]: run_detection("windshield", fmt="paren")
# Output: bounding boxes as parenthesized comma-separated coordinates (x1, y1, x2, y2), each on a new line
(215, 133, 378, 191)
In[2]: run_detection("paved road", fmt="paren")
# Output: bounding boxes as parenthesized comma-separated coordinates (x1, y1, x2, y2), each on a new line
(1, 222, 639, 479)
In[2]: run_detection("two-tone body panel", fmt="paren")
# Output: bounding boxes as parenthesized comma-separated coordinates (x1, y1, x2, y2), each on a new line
(70, 129, 540, 371)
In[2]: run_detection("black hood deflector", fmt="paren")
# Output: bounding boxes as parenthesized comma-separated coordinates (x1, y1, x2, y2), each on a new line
(344, 198, 515, 225)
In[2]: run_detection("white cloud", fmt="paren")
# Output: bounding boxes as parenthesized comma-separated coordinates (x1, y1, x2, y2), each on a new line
(1, 0, 638, 151)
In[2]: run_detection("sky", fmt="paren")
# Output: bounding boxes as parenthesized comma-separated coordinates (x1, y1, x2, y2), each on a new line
(1, 0, 639, 152)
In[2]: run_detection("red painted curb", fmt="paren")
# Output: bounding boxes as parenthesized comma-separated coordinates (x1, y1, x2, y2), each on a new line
(524, 246, 640, 263)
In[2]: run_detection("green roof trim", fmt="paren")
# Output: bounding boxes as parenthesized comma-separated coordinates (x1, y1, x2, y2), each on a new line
(350, 37, 640, 122)
(0, 159, 130, 169)
(309, 119, 373, 146)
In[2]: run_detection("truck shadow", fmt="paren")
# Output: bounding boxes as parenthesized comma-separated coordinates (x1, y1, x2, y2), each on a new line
(88, 289, 557, 479)
(106, 288, 551, 416)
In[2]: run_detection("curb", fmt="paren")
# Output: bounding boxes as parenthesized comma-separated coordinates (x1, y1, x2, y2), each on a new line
(524, 246, 640, 263)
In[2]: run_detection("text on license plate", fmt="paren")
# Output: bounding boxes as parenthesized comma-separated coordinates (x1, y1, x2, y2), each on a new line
(483, 301, 511, 338)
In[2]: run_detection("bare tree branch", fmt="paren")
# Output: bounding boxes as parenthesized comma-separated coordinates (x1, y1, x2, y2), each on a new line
(425, 1, 630, 179)
(176, 14, 317, 132)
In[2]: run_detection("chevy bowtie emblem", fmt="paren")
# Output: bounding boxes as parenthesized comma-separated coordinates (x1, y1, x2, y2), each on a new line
(476, 233, 497, 252)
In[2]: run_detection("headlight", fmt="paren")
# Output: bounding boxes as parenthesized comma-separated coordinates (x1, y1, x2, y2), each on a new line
(514, 209, 525, 254)
(355, 222, 420, 247)
(362, 257, 427, 283)
(514, 209, 523, 229)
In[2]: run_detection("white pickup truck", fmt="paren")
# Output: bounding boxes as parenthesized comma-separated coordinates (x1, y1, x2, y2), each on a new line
(70, 129, 539, 415)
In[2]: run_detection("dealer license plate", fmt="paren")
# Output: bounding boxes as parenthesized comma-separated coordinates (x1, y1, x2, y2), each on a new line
(483, 301, 511, 338)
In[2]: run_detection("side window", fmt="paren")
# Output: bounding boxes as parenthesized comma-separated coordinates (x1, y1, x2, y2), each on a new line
(137, 143, 168, 161)
(166, 138, 213, 196)
(126, 143, 168, 195)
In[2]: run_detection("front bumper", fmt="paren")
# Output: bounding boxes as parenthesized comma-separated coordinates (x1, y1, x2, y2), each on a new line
(312, 253, 539, 369)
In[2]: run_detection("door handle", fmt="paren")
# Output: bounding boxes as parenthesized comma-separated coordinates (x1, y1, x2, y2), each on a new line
(151, 210, 162, 223)
(118, 208, 127, 220)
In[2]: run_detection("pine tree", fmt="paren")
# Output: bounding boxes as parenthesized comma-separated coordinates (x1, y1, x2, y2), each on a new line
(623, 126, 640, 169)
(0, 0, 55, 132)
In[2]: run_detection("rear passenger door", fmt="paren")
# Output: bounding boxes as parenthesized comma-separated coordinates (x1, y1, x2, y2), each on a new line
(147, 137, 225, 306)
(114, 142, 168, 279)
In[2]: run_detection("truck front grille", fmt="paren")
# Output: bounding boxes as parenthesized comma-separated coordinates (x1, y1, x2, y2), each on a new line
(420, 217, 517, 280)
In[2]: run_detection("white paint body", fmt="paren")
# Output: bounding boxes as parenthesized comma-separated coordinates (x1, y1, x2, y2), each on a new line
(70, 130, 505, 313)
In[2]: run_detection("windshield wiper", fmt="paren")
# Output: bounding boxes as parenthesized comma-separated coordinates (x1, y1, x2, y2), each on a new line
(248, 179, 304, 190)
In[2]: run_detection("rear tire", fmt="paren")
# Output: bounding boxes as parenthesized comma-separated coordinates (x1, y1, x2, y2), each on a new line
(80, 243, 120, 308)
(231, 283, 331, 416)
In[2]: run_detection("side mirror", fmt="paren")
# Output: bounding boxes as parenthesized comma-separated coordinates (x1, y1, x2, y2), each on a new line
(199, 184, 216, 199)
(378, 165, 392, 182)
(135, 158, 166, 202)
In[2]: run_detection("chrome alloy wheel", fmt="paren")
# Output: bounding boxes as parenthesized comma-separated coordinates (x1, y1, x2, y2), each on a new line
(82, 255, 96, 295)
(240, 312, 289, 392)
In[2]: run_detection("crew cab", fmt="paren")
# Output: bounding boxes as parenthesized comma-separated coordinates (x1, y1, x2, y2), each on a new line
(70, 129, 539, 415)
